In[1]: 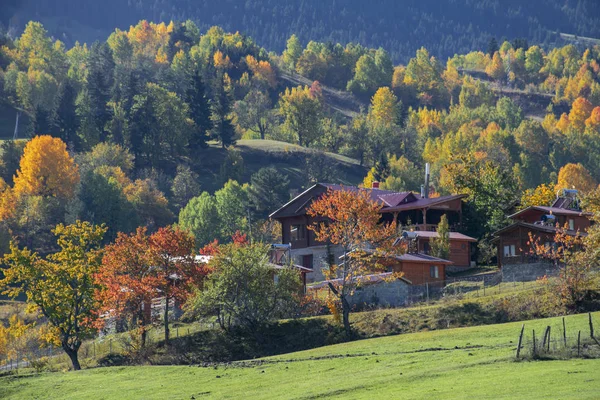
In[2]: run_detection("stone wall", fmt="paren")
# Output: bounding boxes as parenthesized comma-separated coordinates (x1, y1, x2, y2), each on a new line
(349, 279, 410, 308)
(501, 262, 559, 282)
(290, 245, 345, 282)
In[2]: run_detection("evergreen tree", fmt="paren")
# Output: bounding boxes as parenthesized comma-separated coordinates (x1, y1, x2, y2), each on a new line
(373, 153, 391, 183)
(53, 81, 79, 148)
(186, 71, 212, 150)
(86, 41, 115, 141)
(248, 167, 290, 218)
(487, 38, 499, 57)
(210, 75, 236, 148)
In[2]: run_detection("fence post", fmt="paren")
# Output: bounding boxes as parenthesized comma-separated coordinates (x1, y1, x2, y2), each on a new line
(516, 324, 525, 358)
(563, 317, 567, 347)
(426, 282, 429, 303)
(589, 313, 594, 338)
(532, 330, 537, 357)
(578, 331, 581, 357)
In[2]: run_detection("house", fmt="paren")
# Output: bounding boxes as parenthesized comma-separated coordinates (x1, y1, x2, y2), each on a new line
(493, 190, 591, 281)
(269, 182, 469, 282)
(384, 252, 452, 285)
(396, 230, 477, 270)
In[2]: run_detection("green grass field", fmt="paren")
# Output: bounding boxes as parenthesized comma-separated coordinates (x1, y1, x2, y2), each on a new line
(2, 312, 599, 399)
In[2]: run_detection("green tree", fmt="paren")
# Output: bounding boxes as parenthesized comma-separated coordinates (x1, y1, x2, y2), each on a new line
(279, 85, 323, 146)
(248, 167, 290, 218)
(282, 34, 303, 70)
(215, 180, 250, 239)
(186, 71, 212, 150)
(178, 192, 220, 247)
(430, 214, 450, 259)
(210, 75, 236, 148)
(186, 242, 300, 332)
(171, 164, 201, 210)
(1, 221, 106, 370)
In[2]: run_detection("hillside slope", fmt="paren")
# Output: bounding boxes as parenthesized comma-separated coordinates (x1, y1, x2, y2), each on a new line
(2, 1, 600, 63)
(2, 312, 598, 399)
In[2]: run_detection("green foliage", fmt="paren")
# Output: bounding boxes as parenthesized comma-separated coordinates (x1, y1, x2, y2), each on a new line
(178, 192, 220, 247)
(248, 167, 290, 219)
(430, 215, 450, 259)
(186, 243, 301, 331)
(170, 165, 201, 210)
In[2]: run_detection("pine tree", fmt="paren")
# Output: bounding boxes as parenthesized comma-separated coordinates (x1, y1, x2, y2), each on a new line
(210, 75, 236, 148)
(187, 71, 212, 150)
(53, 81, 79, 148)
(487, 38, 499, 57)
(374, 153, 390, 183)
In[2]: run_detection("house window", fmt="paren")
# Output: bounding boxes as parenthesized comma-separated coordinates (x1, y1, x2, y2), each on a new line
(291, 224, 306, 241)
(503, 245, 516, 257)
(569, 219, 575, 230)
(430, 265, 439, 279)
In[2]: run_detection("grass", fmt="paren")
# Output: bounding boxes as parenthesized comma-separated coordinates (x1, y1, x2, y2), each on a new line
(2, 312, 599, 399)
(196, 139, 367, 193)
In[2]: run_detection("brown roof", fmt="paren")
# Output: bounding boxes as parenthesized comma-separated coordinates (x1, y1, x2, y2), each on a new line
(509, 206, 592, 219)
(492, 221, 587, 240)
(308, 272, 412, 289)
(269, 183, 465, 219)
(409, 231, 477, 242)
(393, 253, 454, 265)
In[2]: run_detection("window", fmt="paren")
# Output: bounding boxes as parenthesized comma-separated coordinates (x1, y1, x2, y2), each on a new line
(291, 224, 306, 241)
(569, 219, 575, 230)
(503, 245, 516, 257)
(430, 265, 439, 279)
(423, 242, 430, 254)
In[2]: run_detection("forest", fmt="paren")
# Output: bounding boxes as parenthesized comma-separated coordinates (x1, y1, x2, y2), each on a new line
(2, 0, 600, 63)
(0, 19, 599, 259)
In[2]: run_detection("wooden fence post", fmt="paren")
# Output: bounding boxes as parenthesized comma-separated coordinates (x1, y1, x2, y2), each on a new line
(578, 331, 581, 357)
(562, 317, 567, 347)
(516, 324, 525, 358)
(532, 330, 537, 357)
(589, 313, 594, 339)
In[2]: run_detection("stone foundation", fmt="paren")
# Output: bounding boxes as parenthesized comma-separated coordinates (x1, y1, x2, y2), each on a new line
(501, 262, 558, 282)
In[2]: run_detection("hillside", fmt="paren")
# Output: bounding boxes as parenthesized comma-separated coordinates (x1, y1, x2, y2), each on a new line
(198, 140, 367, 193)
(2, 1, 600, 63)
(2, 312, 599, 399)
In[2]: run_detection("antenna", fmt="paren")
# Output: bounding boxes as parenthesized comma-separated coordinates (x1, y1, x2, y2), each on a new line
(424, 163, 430, 199)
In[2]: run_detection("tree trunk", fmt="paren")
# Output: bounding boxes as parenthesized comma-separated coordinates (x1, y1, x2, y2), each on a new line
(141, 328, 147, 348)
(341, 296, 352, 336)
(164, 296, 170, 344)
(64, 346, 81, 371)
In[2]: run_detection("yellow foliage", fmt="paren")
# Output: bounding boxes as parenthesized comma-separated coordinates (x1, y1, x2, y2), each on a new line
(368, 87, 398, 128)
(485, 51, 506, 81)
(13, 135, 79, 199)
(586, 106, 600, 133)
(520, 183, 556, 209)
(213, 50, 232, 69)
(569, 97, 594, 133)
(556, 113, 570, 134)
(556, 163, 598, 194)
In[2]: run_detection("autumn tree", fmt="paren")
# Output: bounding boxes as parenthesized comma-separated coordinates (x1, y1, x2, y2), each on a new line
(485, 52, 506, 82)
(279, 85, 323, 146)
(1, 221, 106, 370)
(148, 226, 200, 344)
(307, 188, 398, 335)
(520, 183, 556, 209)
(569, 97, 594, 133)
(282, 34, 303, 69)
(556, 163, 597, 194)
(13, 135, 79, 200)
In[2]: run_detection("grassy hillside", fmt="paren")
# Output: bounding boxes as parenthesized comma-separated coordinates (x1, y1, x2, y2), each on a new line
(1, 312, 599, 399)
(197, 139, 367, 193)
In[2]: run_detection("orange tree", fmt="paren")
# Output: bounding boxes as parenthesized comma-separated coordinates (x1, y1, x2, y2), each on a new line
(528, 224, 590, 310)
(95, 227, 156, 347)
(148, 226, 205, 344)
(307, 188, 398, 335)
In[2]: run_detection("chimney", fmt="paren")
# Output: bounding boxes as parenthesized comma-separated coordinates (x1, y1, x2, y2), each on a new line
(372, 181, 380, 189)
(420, 184, 425, 198)
(424, 163, 430, 199)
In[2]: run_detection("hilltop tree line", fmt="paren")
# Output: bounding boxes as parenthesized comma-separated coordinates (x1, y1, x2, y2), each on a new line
(2, 0, 600, 64)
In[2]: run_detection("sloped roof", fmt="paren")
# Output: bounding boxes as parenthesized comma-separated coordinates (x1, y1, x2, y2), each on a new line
(492, 221, 587, 239)
(394, 253, 454, 265)
(408, 231, 477, 242)
(269, 183, 465, 219)
(509, 206, 592, 219)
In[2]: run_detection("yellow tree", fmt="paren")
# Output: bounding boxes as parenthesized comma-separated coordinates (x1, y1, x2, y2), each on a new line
(1, 221, 106, 370)
(13, 135, 79, 199)
(520, 183, 556, 208)
(556, 163, 597, 194)
(556, 113, 570, 134)
(307, 188, 399, 335)
(568, 97, 594, 132)
(367, 87, 399, 128)
(485, 51, 506, 82)
(585, 106, 600, 134)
